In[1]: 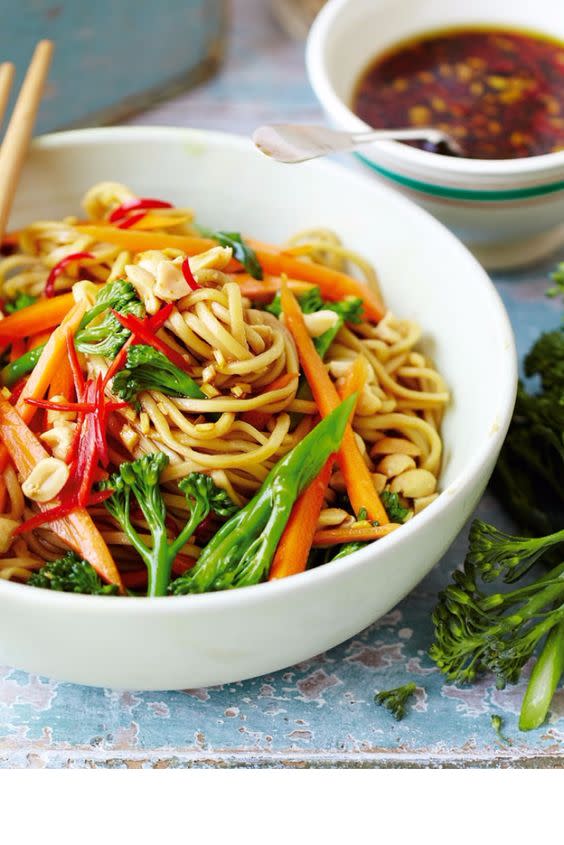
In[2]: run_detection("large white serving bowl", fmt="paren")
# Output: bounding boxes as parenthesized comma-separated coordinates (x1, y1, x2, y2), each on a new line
(0, 127, 517, 690)
(306, 0, 564, 268)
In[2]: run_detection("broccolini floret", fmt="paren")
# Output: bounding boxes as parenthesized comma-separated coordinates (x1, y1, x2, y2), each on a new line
(111, 344, 206, 401)
(380, 490, 411, 524)
(28, 552, 117, 595)
(1, 279, 144, 387)
(375, 682, 417, 720)
(99, 454, 238, 597)
(76, 280, 144, 359)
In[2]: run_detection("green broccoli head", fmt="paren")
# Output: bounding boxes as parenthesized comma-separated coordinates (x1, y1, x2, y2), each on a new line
(374, 682, 417, 720)
(111, 344, 206, 401)
(380, 490, 411, 524)
(75, 279, 144, 359)
(178, 473, 239, 519)
(28, 552, 117, 595)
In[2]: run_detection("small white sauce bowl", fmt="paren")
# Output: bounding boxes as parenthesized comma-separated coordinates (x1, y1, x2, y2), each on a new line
(307, 0, 564, 268)
(0, 127, 516, 690)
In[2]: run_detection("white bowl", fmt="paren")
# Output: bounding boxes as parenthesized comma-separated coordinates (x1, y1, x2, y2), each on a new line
(0, 127, 517, 690)
(307, 0, 564, 269)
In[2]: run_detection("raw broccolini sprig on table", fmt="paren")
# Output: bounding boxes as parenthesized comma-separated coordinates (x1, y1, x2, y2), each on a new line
(431, 265, 564, 731)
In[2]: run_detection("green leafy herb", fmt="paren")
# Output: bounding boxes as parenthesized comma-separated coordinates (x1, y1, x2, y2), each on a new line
(99, 454, 238, 597)
(375, 682, 417, 720)
(4, 292, 37, 314)
(112, 343, 205, 402)
(196, 226, 263, 279)
(429, 539, 564, 726)
(170, 396, 355, 594)
(380, 490, 411, 524)
(28, 552, 118, 595)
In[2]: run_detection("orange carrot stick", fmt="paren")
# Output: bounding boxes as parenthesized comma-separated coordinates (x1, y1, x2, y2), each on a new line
(0, 394, 123, 589)
(76, 224, 216, 255)
(27, 329, 51, 351)
(236, 276, 315, 301)
(337, 355, 368, 402)
(281, 282, 388, 525)
(48, 354, 74, 400)
(8, 337, 25, 361)
(16, 301, 86, 424)
(0, 475, 7, 512)
(269, 357, 370, 580)
(0, 293, 74, 342)
(312, 524, 399, 546)
(247, 238, 384, 322)
(269, 458, 333, 581)
(75, 226, 384, 321)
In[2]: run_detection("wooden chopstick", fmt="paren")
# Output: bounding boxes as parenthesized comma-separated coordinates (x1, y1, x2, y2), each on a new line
(0, 63, 15, 130)
(0, 40, 54, 240)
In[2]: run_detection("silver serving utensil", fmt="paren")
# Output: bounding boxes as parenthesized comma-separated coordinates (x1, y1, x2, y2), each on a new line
(252, 123, 464, 163)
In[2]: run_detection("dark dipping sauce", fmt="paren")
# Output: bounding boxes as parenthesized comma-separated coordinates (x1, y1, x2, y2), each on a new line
(353, 27, 564, 159)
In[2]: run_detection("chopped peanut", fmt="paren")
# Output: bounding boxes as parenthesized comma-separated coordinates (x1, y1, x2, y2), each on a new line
(22, 457, 70, 503)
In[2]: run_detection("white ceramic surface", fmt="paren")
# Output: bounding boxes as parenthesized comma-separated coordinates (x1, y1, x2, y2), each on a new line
(306, 0, 564, 267)
(0, 127, 517, 690)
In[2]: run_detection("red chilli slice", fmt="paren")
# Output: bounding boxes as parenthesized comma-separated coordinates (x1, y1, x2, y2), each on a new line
(181, 258, 200, 290)
(111, 307, 188, 371)
(45, 252, 94, 298)
(108, 197, 173, 224)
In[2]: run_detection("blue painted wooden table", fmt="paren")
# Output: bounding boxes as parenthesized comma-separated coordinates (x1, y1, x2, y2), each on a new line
(1, 1, 563, 768)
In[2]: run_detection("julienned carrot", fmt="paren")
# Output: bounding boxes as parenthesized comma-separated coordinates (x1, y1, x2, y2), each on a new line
(76, 224, 216, 255)
(48, 353, 74, 401)
(9, 338, 25, 362)
(261, 372, 298, 393)
(247, 239, 385, 322)
(236, 276, 315, 301)
(312, 524, 399, 546)
(74, 226, 384, 321)
(27, 330, 51, 352)
(15, 301, 86, 424)
(0, 475, 7, 512)
(0, 394, 123, 589)
(0, 292, 74, 342)
(281, 282, 388, 526)
(269, 458, 333, 581)
(269, 357, 371, 580)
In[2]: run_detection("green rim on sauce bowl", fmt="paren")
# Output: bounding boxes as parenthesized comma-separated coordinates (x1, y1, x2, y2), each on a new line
(307, 0, 564, 269)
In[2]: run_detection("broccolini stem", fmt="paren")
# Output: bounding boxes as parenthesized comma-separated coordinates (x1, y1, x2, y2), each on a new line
(519, 619, 564, 731)
(1, 343, 44, 387)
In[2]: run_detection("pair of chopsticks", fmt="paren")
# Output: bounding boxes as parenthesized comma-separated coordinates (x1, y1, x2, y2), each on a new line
(0, 41, 54, 241)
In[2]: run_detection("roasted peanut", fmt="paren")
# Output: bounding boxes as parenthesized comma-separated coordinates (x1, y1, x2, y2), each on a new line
(413, 493, 439, 514)
(390, 468, 437, 499)
(22, 457, 70, 503)
(303, 310, 339, 338)
(370, 437, 421, 458)
(377, 453, 416, 478)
